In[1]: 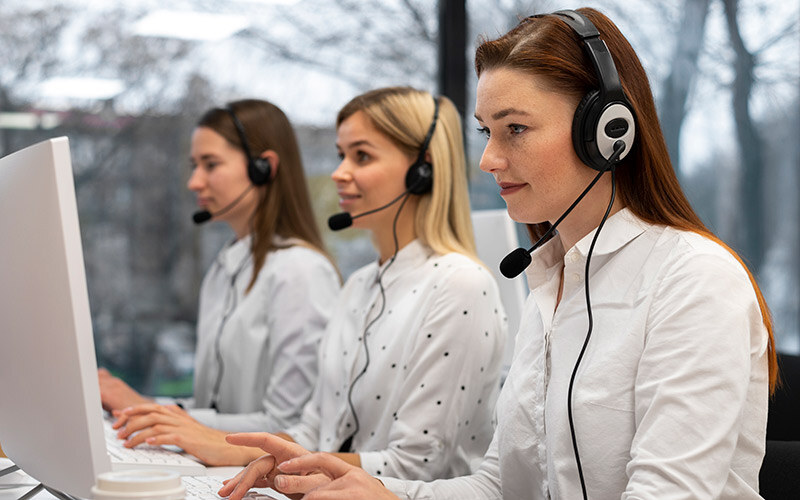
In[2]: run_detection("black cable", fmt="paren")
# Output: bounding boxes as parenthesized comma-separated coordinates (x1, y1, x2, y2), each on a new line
(209, 251, 250, 410)
(339, 191, 411, 453)
(567, 164, 617, 500)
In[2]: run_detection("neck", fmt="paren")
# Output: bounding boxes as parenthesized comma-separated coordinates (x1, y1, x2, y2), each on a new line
(556, 182, 624, 251)
(373, 204, 418, 265)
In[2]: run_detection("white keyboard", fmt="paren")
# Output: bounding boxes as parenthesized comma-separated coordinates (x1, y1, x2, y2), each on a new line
(182, 475, 288, 500)
(104, 419, 207, 476)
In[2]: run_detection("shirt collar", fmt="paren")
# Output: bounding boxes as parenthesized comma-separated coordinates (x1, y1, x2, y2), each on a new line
(524, 208, 648, 286)
(573, 207, 648, 258)
(216, 234, 253, 276)
(375, 239, 433, 287)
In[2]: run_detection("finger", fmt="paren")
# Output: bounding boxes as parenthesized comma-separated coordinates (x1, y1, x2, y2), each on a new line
(217, 469, 248, 496)
(273, 473, 330, 495)
(144, 433, 183, 448)
(111, 413, 129, 429)
(124, 424, 174, 447)
(226, 432, 305, 456)
(118, 413, 174, 438)
(224, 456, 276, 500)
(98, 367, 111, 378)
(277, 452, 354, 478)
(120, 403, 165, 416)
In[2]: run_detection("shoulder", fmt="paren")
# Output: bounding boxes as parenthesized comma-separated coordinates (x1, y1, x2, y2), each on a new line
(648, 227, 757, 307)
(427, 252, 500, 297)
(263, 244, 338, 283)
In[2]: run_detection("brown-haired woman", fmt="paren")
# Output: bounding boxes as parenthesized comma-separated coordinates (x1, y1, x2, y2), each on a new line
(220, 8, 777, 500)
(99, 99, 340, 434)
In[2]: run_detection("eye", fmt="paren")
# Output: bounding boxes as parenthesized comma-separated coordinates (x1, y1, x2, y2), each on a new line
(336, 151, 344, 161)
(476, 126, 490, 138)
(509, 124, 527, 135)
(356, 150, 371, 164)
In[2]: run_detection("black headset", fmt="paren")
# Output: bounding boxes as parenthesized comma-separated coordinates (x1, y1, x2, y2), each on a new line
(226, 105, 272, 186)
(545, 10, 636, 171)
(404, 96, 440, 195)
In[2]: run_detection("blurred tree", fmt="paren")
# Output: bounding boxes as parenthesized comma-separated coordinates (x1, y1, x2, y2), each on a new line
(658, 0, 712, 179)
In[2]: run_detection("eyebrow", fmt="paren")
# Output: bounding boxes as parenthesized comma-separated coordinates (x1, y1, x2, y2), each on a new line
(194, 153, 221, 162)
(474, 107, 531, 122)
(337, 139, 374, 150)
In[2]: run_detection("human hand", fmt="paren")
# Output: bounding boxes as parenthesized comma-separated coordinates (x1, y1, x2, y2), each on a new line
(276, 452, 399, 500)
(113, 403, 254, 466)
(218, 433, 316, 500)
(98, 367, 152, 411)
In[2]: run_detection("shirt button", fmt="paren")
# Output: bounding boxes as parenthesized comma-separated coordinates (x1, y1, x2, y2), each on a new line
(572, 273, 581, 282)
(569, 253, 579, 263)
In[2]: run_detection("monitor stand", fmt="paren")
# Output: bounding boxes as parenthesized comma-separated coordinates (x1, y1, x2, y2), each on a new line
(0, 465, 81, 500)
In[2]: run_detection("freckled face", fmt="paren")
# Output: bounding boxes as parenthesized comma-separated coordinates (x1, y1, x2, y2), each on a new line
(475, 67, 593, 224)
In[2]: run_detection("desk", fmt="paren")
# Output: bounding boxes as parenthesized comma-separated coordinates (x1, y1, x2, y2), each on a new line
(0, 459, 288, 500)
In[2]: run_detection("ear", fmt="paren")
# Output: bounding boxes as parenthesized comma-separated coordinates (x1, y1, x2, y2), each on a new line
(260, 150, 279, 179)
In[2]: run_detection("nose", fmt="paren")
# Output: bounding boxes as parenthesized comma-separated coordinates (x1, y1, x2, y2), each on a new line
(478, 139, 506, 174)
(331, 160, 352, 184)
(187, 167, 205, 192)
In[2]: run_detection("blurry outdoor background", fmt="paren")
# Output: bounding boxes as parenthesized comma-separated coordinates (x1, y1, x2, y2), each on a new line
(1, 0, 798, 396)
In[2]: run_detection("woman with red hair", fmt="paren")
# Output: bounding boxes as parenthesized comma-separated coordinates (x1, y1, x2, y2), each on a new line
(220, 8, 776, 500)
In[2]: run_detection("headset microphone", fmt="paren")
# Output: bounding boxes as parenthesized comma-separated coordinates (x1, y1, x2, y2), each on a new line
(192, 210, 213, 224)
(192, 184, 255, 225)
(327, 189, 411, 231)
(499, 140, 626, 279)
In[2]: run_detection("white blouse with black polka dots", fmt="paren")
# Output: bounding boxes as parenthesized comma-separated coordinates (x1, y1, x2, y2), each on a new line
(286, 239, 507, 481)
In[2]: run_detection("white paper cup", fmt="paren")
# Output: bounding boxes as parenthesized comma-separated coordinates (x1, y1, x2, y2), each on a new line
(91, 470, 185, 500)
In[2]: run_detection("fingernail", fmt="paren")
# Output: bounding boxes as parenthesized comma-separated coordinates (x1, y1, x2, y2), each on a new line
(277, 460, 291, 471)
(274, 476, 286, 489)
(146, 437, 155, 444)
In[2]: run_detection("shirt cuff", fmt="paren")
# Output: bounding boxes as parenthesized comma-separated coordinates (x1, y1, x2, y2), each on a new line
(380, 477, 410, 499)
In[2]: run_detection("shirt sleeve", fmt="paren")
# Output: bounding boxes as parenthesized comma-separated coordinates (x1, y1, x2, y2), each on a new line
(359, 263, 506, 481)
(192, 249, 340, 433)
(284, 367, 325, 450)
(623, 249, 769, 498)
(382, 431, 503, 500)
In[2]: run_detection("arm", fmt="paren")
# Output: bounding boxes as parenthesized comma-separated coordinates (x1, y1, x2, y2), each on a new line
(275, 433, 505, 500)
(624, 250, 769, 498)
(113, 404, 265, 466)
(98, 367, 152, 411)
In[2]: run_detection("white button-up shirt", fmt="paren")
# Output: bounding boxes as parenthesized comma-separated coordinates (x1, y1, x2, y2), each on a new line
(384, 209, 769, 499)
(286, 240, 507, 481)
(183, 235, 340, 432)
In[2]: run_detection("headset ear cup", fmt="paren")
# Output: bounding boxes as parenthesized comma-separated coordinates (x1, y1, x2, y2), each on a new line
(572, 90, 606, 171)
(249, 157, 272, 185)
(405, 161, 433, 195)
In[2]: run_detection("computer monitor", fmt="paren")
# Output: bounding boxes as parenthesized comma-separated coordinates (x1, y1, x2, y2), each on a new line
(0, 137, 113, 498)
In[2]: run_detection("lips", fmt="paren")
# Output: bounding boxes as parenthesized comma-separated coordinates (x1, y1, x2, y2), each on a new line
(497, 181, 526, 196)
(337, 192, 361, 207)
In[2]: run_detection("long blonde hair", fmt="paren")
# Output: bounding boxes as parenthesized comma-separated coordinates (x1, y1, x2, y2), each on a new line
(336, 87, 477, 259)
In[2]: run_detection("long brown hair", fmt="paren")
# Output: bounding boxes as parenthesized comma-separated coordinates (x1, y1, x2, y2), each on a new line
(336, 87, 478, 260)
(197, 99, 336, 291)
(475, 8, 777, 392)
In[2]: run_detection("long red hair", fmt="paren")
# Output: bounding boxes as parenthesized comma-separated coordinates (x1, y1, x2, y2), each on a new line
(475, 8, 777, 392)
